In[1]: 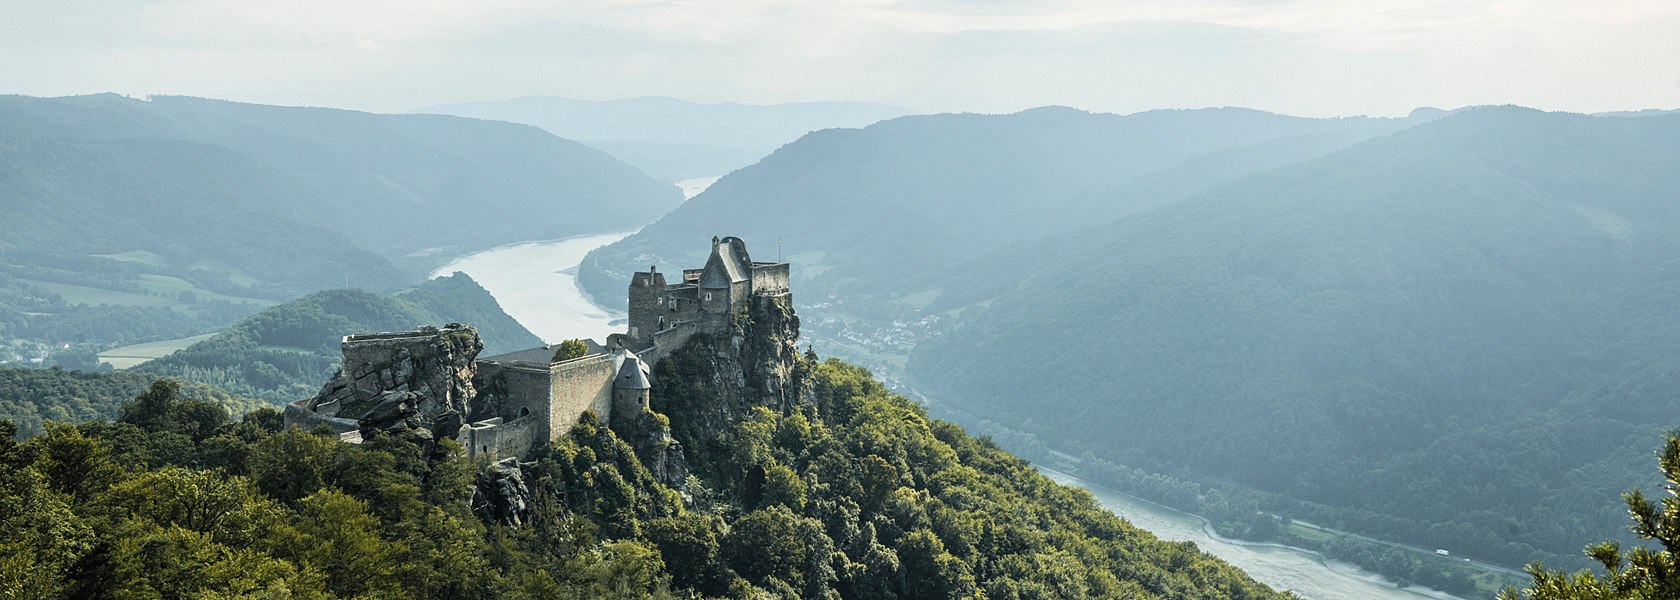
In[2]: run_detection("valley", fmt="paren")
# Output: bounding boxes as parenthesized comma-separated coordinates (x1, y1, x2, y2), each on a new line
(438, 222, 1480, 600)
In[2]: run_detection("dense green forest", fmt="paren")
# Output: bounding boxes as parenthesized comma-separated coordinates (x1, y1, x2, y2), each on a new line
(0, 354, 1285, 599)
(140, 273, 544, 405)
(0, 367, 264, 438)
(579, 106, 1437, 310)
(910, 107, 1680, 571)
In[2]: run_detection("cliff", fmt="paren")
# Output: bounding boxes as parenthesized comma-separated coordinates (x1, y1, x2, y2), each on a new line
(287, 324, 483, 445)
(647, 294, 803, 482)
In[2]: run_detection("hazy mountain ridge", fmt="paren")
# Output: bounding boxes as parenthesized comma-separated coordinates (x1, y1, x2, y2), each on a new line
(909, 106, 1680, 568)
(577, 105, 1438, 323)
(0, 93, 677, 357)
(416, 95, 915, 179)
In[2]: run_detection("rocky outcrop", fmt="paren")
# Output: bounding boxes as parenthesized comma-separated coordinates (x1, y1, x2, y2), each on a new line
(293, 324, 483, 442)
(649, 294, 803, 483)
(611, 409, 689, 488)
(471, 457, 533, 526)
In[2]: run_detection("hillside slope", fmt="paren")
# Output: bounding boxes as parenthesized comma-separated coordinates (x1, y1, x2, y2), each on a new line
(0, 367, 262, 437)
(578, 106, 1436, 316)
(0, 93, 678, 353)
(0, 300, 1286, 600)
(910, 107, 1680, 568)
(140, 273, 543, 404)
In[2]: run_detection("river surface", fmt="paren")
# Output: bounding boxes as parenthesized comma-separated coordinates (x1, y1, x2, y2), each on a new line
(1040, 468, 1462, 600)
(429, 232, 633, 344)
(428, 226, 1465, 600)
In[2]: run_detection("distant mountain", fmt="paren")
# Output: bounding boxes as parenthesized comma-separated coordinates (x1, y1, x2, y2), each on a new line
(140, 273, 543, 404)
(908, 107, 1680, 569)
(416, 96, 914, 179)
(577, 106, 1438, 316)
(0, 93, 680, 350)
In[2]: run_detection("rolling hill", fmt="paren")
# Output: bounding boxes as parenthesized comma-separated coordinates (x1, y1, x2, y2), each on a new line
(0, 93, 680, 353)
(908, 107, 1680, 569)
(139, 273, 543, 405)
(577, 106, 1440, 354)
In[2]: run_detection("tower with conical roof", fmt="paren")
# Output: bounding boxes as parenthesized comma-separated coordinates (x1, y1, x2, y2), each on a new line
(612, 350, 652, 417)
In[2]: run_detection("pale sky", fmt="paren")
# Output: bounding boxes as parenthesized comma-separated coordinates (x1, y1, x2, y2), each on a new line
(4, 0, 1678, 116)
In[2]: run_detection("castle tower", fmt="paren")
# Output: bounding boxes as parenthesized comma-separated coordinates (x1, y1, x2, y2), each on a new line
(612, 351, 652, 418)
(626, 266, 667, 350)
(699, 236, 751, 316)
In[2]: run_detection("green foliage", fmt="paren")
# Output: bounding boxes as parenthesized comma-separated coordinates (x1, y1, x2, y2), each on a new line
(0, 366, 260, 438)
(1501, 433, 1680, 600)
(553, 338, 590, 362)
(0, 339, 1285, 599)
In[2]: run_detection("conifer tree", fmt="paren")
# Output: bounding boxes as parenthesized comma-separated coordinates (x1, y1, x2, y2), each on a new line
(1502, 433, 1680, 599)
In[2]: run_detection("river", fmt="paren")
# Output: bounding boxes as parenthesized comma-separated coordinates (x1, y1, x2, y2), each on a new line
(428, 228, 1468, 600)
(1039, 468, 1463, 600)
(429, 231, 634, 344)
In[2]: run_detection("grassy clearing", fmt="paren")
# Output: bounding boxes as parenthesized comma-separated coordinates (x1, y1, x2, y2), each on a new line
(19, 279, 176, 307)
(135, 274, 271, 306)
(98, 333, 218, 369)
(94, 250, 171, 267)
(1284, 522, 1337, 543)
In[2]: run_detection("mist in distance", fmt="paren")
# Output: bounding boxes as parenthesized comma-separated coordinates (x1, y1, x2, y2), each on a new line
(4, 0, 1678, 117)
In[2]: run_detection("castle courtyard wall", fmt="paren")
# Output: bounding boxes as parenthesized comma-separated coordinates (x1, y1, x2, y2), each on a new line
(548, 354, 616, 430)
(474, 362, 555, 440)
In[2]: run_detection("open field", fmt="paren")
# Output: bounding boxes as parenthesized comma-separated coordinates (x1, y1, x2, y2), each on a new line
(98, 333, 218, 369)
(18, 279, 176, 307)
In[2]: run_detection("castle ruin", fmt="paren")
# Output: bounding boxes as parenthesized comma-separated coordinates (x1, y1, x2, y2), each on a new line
(283, 235, 792, 462)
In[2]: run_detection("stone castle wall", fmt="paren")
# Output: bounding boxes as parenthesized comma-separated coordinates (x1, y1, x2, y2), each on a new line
(463, 415, 540, 460)
(548, 354, 616, 431)
(750, 263, 789, 294)
(473, 361, 554, 439)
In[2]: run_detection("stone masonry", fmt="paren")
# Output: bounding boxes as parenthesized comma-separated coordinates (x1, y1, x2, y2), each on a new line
(283, 235, 791, 463)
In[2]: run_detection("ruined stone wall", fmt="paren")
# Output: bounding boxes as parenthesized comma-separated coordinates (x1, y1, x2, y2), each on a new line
(750, 263, 789, 294)
(287, 324, 482, 439)
(548, 354, 616, 433)
(650, 321, 701, 366)
(464, 416, 540, 461)
(473, 361, 554, 440)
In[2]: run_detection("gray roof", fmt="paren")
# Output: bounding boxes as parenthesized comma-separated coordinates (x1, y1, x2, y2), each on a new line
(699, 238, 750, 289)
(481, 339, 606, 365)
(614, 354, 651, 390)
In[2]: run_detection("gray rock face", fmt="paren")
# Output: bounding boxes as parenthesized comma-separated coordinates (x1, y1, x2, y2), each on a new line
(472, 458, 532, 526)
(297, 323, 484, 441)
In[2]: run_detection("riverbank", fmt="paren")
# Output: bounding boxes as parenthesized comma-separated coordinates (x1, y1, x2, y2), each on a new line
(1038, 467, 1466, 600)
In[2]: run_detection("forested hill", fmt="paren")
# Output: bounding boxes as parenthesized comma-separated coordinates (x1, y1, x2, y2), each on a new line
(0, 94, 678, 291)
(0, 345, 1286, 599)
(578, 106, 1438, 308)
(909, 107, 1680, 570)
(0, 367, 263, 437)
(139, 273, 543, 404)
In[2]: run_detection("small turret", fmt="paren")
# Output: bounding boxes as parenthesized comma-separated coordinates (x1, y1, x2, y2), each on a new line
(612, 351, 652, 417)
